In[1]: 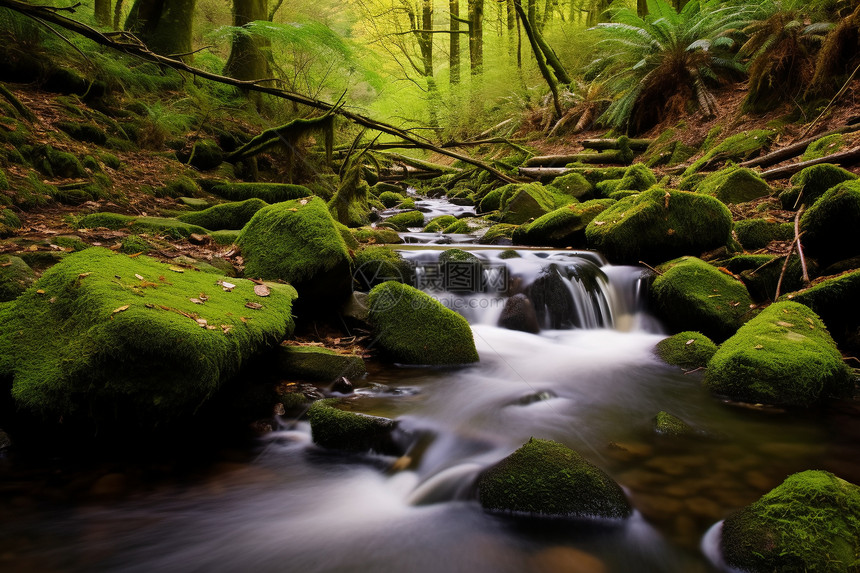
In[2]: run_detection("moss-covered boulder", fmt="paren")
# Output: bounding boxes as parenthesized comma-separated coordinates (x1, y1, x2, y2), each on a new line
(653, 411, 696, 437)
(655, 331, 718, 369)
(438, 248, 485, 293)
(237, 197, 353, 306)
(0, 248, 296, 426)
(423, 215, 458, 233)
(367, 281, 478, 365)
(56, 121, 107, 145)
(781, 163, 857, 209)
(379, 191, 406, 208)
(800, 180, 860, 265)
(616, 163, 657, 192)
(0, 207, 22, 237)
(207, 181, 313, 203)
(721, 470, 860, 573)
(704, 301, 851, 405)
(650, 257, 754, 341)
(383, 210, 424, 231)
(443, 219, 471, 234)
(177, 198, 267, 230)
(782, 270, 860, 353)
(0, 255, 36, 302)
(722, 254, 809, 302)
(734, 218, 794, 250)
(547, 172, 593, 200)
(478, 438, 631, 520)
(480, 223, 518, 244)
(277, 345, 366, 382)
(184, 140, 223, 171)
(351, 226, 403, 244)
(514, 199, 615, 248)
(353, 246, 413, 290)
(74, 213, 208, 239)
(696, 166, 772, 205)
(498, 183, 560, 224)
(307, 398, 399, 454)
(684, 130, 775, 174)
(585, 189, 733, 265)
(801, 134, 845, 161)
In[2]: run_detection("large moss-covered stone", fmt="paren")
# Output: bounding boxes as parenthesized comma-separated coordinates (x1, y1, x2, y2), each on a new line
(655, 331, 717, 369)
(684, 130, 775, 174)
(723, 254, 808, 302)
(237, 197, 353, 305)
(353, 246, 413, 290)
(547, 172, 593, 200)
(781, 163, 856, 209)
(650, 257, 754, 341)
(721, 470, 860, 573)
(704, 301, 851, 406)
(782, 270, 860, 353)
(734, 218, 793, 250)
(0, 255, 36, 302)
(696, 166, 772, 205)
(585, 189, 733, 265)
(478, 438, 631, 520)
(0, 248, 296, 426)
(207, 181, 313, 203)
(277, 345, 366, 382)
(498, 183, 564, 224)
(177, 198, 268, 230)
(615, 163, 657, 192)
(307, 398, 398, 454)
(367, 281, 478, 365)
(383, 210, 424, 231)
(800, 180, 860, 265)
(513, 199, 615, 247)
(423, 215, 458, 233)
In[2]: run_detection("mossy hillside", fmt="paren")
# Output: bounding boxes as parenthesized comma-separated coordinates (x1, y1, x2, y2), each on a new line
(367, 281, 478, 365)
(723, 254, 808, 302)
(696, 166, 772, 205)
(800, 180, 860, 264)
(513, 199, 615, 248)
(383, 210, 424, 231)
(684, 130, 776, 174)
(704, 301, 851, 406)
(277, 345, 366, 382)
(379, 191, 406, 208)
(0, 255, 36, 302)
(423, 215, 458, 233)
(353, 246, 413, 290)
(207, 181, 313, 203)
(651, 257, 754, 341)
(801, 133, 845, 161)
(584, 189, 733, 265)
(0, 248, 297, 424)
(781, 163, 856, 209)
(547, 172, 593, 200)
(655, 331, 718, 370)
(237, 197, 353, 304)
(734, 219, 794, 250)
(307, 398, 398, 453)
(75, 212, 208, 239)
(177, 198, 267, 230)
(478, 438, 632, 520)
(653, 411, 696, 437)
(721, 470, 860, 573)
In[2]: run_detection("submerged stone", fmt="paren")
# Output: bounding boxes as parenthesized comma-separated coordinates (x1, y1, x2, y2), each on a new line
(653, 411, 696, 437)
(478, 438, 632, 520)
(277, 345, 366, 382)
(307, 398, 399, 454)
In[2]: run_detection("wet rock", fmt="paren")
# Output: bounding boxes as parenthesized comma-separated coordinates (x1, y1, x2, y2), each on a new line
(511, 390, 556, 406)
(331, 377, 354, 394)
(438, 248, 486, 294)
(342, 291, 370, 325)
(653, 411, 697, 437)
(277, 345, 366, 383)
(497, 294, 540, 334)
(655, 331, 717, 369)
(307, 398, 399, 454)
(0, 429, 12, 450)
(800, 179, 860, 265)
(527, 265, 576, 329)
(478, 438, 632, 520)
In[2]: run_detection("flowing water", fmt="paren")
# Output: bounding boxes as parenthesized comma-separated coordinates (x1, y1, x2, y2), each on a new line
(2, 225, 859, 572)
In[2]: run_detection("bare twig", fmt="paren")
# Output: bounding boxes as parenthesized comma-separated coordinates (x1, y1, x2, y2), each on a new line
(793, 206, 810, 285)
(774, 231, 804, 300)
(800, 62, 860, 140)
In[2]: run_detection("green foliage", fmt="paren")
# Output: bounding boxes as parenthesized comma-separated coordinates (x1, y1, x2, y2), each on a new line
(704, 301, 851, 405)
(655, 331, 718, 369)
(0, 248, 296, 424)
(178, 198, 268, 230)
(478, 438, 632, 519)
(590, 0, 751, 132)
(208, 181, 313, 203)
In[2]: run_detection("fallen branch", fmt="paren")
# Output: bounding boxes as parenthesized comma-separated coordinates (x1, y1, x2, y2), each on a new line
(774, 231, 804, 300)
(800, 62, 860, 140)
(0, 83, 37, 122)
(517, 166, 571, 180)
(0, 0, 518, 184)
(226, 114, 335, 163)
(761, 146, 860, 180)
(794, 206, 810, 286)
(581, 138, 651, 151)
(525, 154, 583, 167)
(740, 121, 860, 169)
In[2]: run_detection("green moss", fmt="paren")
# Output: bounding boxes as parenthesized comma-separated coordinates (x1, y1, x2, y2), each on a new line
(99, 152, 121, 169)
(782, 163, 856, 209)
(75, 213, 207, 239)
(696, 166, 772, 205)
(370, 182, 405, 196)
(734, 219, 794, 250)
(178, 198, 267, 230)
(209, 230, 241, 246)
(616, 163, 657, 191)
(368, 281, 478, 365)
(423, 215, 458, 233)
(723, 254, 808, 302)
(722, 470, 860, 573)
(653, 411, 696, 437)
(382, 210, 424, 231)
(0, 168, 8, 191)
(56, 121, 107, 145)
(800, 180, 860, 264)
(641, 130, 696, 167)
(0, 248, 297, 425)
(120, 234, 152, 254)
(0, 255, 36, 302)
(585, 189, 733, 265)
(498, 183, 560, 224)
(353, 246, 412, 291)
(0, 207, 22, 237)
(651, 257, 754, 341)
(75, 212, 132, 230)
(704, 301, 851, 405)
(53, 235, 89, 252)
(351, 226, 403, 244)
(684, 130, 776, 174)
(607, 189, 640, 201)
(548, 172, 593, 200)
(379, 191, 406, 208)
(237, 197, 352, 303)
(307, 398, 398, 453)
(442, 219, 471, 234)
(481, 223, 518, 244)
(478, 187, 505, 213)
(278, 345, 365, 382)
(158, 175, 199, 199)
(514, 199, 615, 248)
(208, 182, 313, 203)
(36, 145, 86, 179)
(782, 270, 860, 350)
(397, 197, 416, 209)
(801, 133, 845, 161)
(478, 438, 631, 519)
(185, 140, 223, 171)
(655, 331, 718, 369)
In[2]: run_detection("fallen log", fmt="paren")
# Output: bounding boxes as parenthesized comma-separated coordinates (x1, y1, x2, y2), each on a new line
(761, 146, 860, 180)
(525, 149, 634, 167)
(581, 138, 651, 151)
(524, 154, 582, 167)
(741, 120, 860, 170)
(377, 152, 462, 174)
(518, 167, 571, 181)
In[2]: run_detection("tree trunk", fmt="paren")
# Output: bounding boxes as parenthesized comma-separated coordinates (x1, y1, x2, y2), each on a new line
(514, 0, 561, 118)
(126, 0, 197, 57)
(637, 0, 647, 17)
(224, 0, 270, 82)
(113, 0, 124, 29)
(468, 0, 483, 75)
(450, 0, 460, 85)
(587, 0, 609, 26)
(95, 0, 111, 26)
(532, 13, 570, 84)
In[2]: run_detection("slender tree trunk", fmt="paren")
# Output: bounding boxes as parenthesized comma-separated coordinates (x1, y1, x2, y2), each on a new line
(468, 0, 483, 75)
(532, 13, 570, 83)
(450, 0, 460, 85)
(637, 0, 647, 17)
(224, 0, 270, 81)
(126, 0, 197, 56)
(113, 0, 124, 29)
(587, 0, 609, 26)
(95, 0, 111, 26)
(515, 0, 561, 118)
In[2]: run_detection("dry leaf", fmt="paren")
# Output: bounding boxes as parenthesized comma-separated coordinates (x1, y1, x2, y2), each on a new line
(245, 302, 263, 310)
(206, 325, 217, 330)
(254, 284, 270, 297)
(685, 339, 695, 346)
(288, 208, 298, 212)
(221, 281, 236, 292)
(221, 324, 233, 334)
(707, 294, 721, 298)
(78, 272, 91, 279)
(196, 318, 208, 327)
(0, 262, 12, 268)
(776, 321, 794, 328)
(299, 198, 309, 205)
(168, 266, 185, 273)
(199, 293, 209, 302)
(128, 252, 143, 258)
(239, 317, 248, 323)
(190, 298, 204, 305)
(135, 273, 145, 281)
(36, 289, 45, 295)
(754, 344, 764, 349)
(112, 305, 130, 316)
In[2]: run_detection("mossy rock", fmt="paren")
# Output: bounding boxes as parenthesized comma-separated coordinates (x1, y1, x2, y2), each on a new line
(547, 172, 593, 200)
(653, 411, 696, 437)
(641, 130, 696, 167)
(478, 438, 631, 520)
(800, 180, 860, 265)
(99, 152, 121, 170)
(56, 121, 107, 145)
(0, 207, 22, 237)
(74, 212, 208, 239)
(696, 166, 772, 205)
(781, 163, 856, 209)
(158, 175, 200, 199)
(307, 398, 399, 454)
(367, 281, 478, 365)
(178, 198, 267, 230)
(353, 246, 413, 291)
(0, 248, 296, 426)
(514, 199, 615, 248)
(237, 197, 353, 307)
(179, 197, 209, 210)
(119, 235, 153, 254)
(684, 130, 776, 174)
(704, 301, 851, 405)
(734, 219, 794, 250)
(481, 223, 518, 244)
(208, 182, 313, 203)
(722, 254, 809, 302)
(651, 257, 754, 341)
(443, 219, 471, 234)
(370, 182, 404, 196)
(383, 210, 424, 231)
(607, 189, 640, 201)
(379, 191, 406, 208)
(478, 187, 505, 213)
(209, 230, 241, 246)
(498, 183, 559, 225)
(423, 215, 458, 233)
(585, 189, 733, 265)
(328, 179, 371, 228)
(351, 226, 403, 244)
(562, 166, 628, 186)
(782, 270, 860, 353)
(277, 345, 365, 382)
(36, 145, 86, 179)
(0, 255, 36, 302)
(721, 470, 860, 573)
(801, 133, 845, 161)
(53, 235, 89, 252)
(616, 163, 657, 192)
(655, 331, 718, 369)
(184, 140, 223, 171)
(438, 248, 485, 293)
